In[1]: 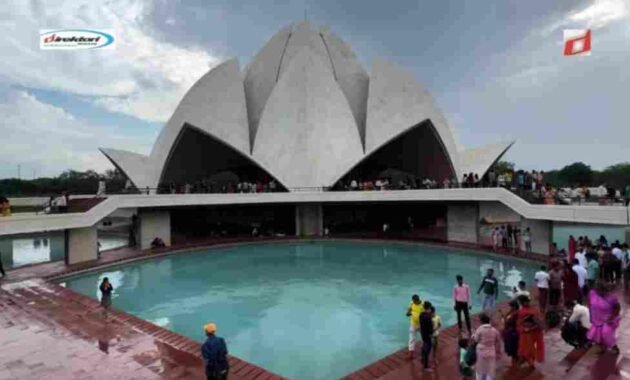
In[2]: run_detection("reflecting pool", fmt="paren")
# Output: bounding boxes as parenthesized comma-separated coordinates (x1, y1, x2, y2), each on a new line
(61, 241, 539, 379)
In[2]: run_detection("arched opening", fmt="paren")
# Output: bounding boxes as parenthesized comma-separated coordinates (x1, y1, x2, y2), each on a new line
(159, 123, 286, 193)
(333, 120, 456, 189)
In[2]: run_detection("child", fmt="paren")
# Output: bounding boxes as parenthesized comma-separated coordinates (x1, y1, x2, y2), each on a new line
(458, 338, 474, 378)
(431, 306, 442, 363)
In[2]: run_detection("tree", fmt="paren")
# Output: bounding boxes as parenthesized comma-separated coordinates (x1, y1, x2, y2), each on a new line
(557, 162, 593, 187)
(494, 160, 515, 174)
(596, 162, 630, 190)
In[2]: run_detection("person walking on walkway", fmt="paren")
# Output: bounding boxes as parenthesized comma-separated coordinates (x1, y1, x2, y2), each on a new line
(201, 323, 229, 380)
(563, 260, 581, 307)
(406, 294, 424, 357)
(587, 280, 621, 353)
(99, 277, 113, 320)
(534, 266, 550, 313)
(548, 263, 563, 308)
(453, 275, 472, 336)
(419, 301, 435, 372)
(516, 295, 545, 368)
(472, 313, 502, 380)
(477, 269, 499, 313)
(501, 300, 520, 366)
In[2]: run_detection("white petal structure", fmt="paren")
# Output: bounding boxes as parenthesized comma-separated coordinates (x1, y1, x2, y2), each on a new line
(101, 21, 513, 191)
(459, 142, 515, 178)
(252, 46, 364, 188)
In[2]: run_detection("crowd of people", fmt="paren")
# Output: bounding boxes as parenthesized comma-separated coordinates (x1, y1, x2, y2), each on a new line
(160, 179, 281, 194)
(404, 232, 626, 378)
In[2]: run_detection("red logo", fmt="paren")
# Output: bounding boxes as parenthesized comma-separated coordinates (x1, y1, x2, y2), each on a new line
(564, 29, 591, 56)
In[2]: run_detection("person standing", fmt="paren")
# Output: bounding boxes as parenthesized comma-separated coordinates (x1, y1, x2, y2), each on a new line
(512, 281, 531, 300)
(491, 227, 499, 251)
(622, 244, 630, 289)
(571, 259, 588, 302)
(453, 275, 472, 336)
(568, 235, 577, 262)
(548, 263, 563, 308)
(586, 254, 600, 290)
(501, 226, 508, 249)
(201, 323, 229, 380)
(477, 268, 499, 313)
(516, 295, 545, 368)
(501, 301, 520, 366)
(430, 306, 442, 364)
(0, 250, 6, 278)
(406, 294, 424, 357)
(587, 281, 621, 353)
(419, 301, 435, 372)
(99, 277, 113, 320)
(507, 224, 514, 249)
(472, 313, 502, 380)
(522, 228, 532, 253)
(534, 266, 550, 313)
(563, 260, 581, 307)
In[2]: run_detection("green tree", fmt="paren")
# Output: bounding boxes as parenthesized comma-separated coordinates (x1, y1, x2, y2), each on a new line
(557, 162, 593, 187)
(494, 160, 515, 174)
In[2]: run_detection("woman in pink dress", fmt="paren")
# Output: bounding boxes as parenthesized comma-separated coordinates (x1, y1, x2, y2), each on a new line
(472, 313, 502, 380)
(587, 280, 621, 353)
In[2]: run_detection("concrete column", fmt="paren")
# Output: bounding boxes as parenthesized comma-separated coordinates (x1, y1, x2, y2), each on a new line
(139, 210, 171, 249)
(520, 218, 553, 255)
(67, 226, 98, 265)
(0, 237, 13, 269)
(295, 204, 323, 237)
(447, 203, 479, 244)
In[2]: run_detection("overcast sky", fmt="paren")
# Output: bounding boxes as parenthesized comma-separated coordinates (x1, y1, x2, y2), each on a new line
(0, 0, 629, 179)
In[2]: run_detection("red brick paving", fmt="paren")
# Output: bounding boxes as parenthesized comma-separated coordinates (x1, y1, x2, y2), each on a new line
(0, 237, 625, 379)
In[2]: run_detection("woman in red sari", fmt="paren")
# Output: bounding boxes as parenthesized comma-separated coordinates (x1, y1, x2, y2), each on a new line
(516, 295, 545, 367)
(563, 260, 580, 307)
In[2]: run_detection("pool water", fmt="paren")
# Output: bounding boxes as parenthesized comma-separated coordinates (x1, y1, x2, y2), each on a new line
(61, 241, 539, 379)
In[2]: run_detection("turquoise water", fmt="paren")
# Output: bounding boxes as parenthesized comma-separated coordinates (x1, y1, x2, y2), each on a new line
(61, 241, 539, 379)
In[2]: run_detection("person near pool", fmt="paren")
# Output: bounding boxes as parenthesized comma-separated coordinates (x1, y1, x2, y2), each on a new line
(419, 301, 435, 371)
(472, 313, 502, 380)
(453, 275, 472, 336)
(201, 323, 229, 380)
(501, 300, 520, 366)
(99, 277, 114, 319)
(587, 280, 621, 353)
(406, 294, 424, 357)
(477, 268, 499, 313)
(516, 295, 545, 368)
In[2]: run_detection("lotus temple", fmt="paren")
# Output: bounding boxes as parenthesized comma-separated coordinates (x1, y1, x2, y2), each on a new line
(1, 21, 630, 380)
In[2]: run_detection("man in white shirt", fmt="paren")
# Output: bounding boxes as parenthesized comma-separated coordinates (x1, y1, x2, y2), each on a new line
(512, 280, 531, 300)
(575, 248, 588, 268)
(534, 266, 550, 312)
(612, 243, 624, 282)
(571, 259, 588, 301)
(566, 300, 591, 348)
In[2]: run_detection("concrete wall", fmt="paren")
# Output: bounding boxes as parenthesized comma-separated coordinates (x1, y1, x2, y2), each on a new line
(295, 204, 323, 237)
(521, 218, 552, 255)
(447, 204, 479, 244)
(479, 201, 521, 223)
(139, 210, 171, 250)
(67, 226, 98, 265)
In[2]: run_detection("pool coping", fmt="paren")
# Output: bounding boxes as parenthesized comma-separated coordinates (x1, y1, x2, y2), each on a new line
(41, 237, 549, 379)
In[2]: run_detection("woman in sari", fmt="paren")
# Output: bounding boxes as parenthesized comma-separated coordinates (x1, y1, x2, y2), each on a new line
(517, 295, 545, 367)
(587, 280, 621, 353)
(502, 300, 520, 366)
(563, 260, 580, 307)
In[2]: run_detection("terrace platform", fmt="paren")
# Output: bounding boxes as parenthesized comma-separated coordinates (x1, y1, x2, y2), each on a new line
(1, 239, 629, 379)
